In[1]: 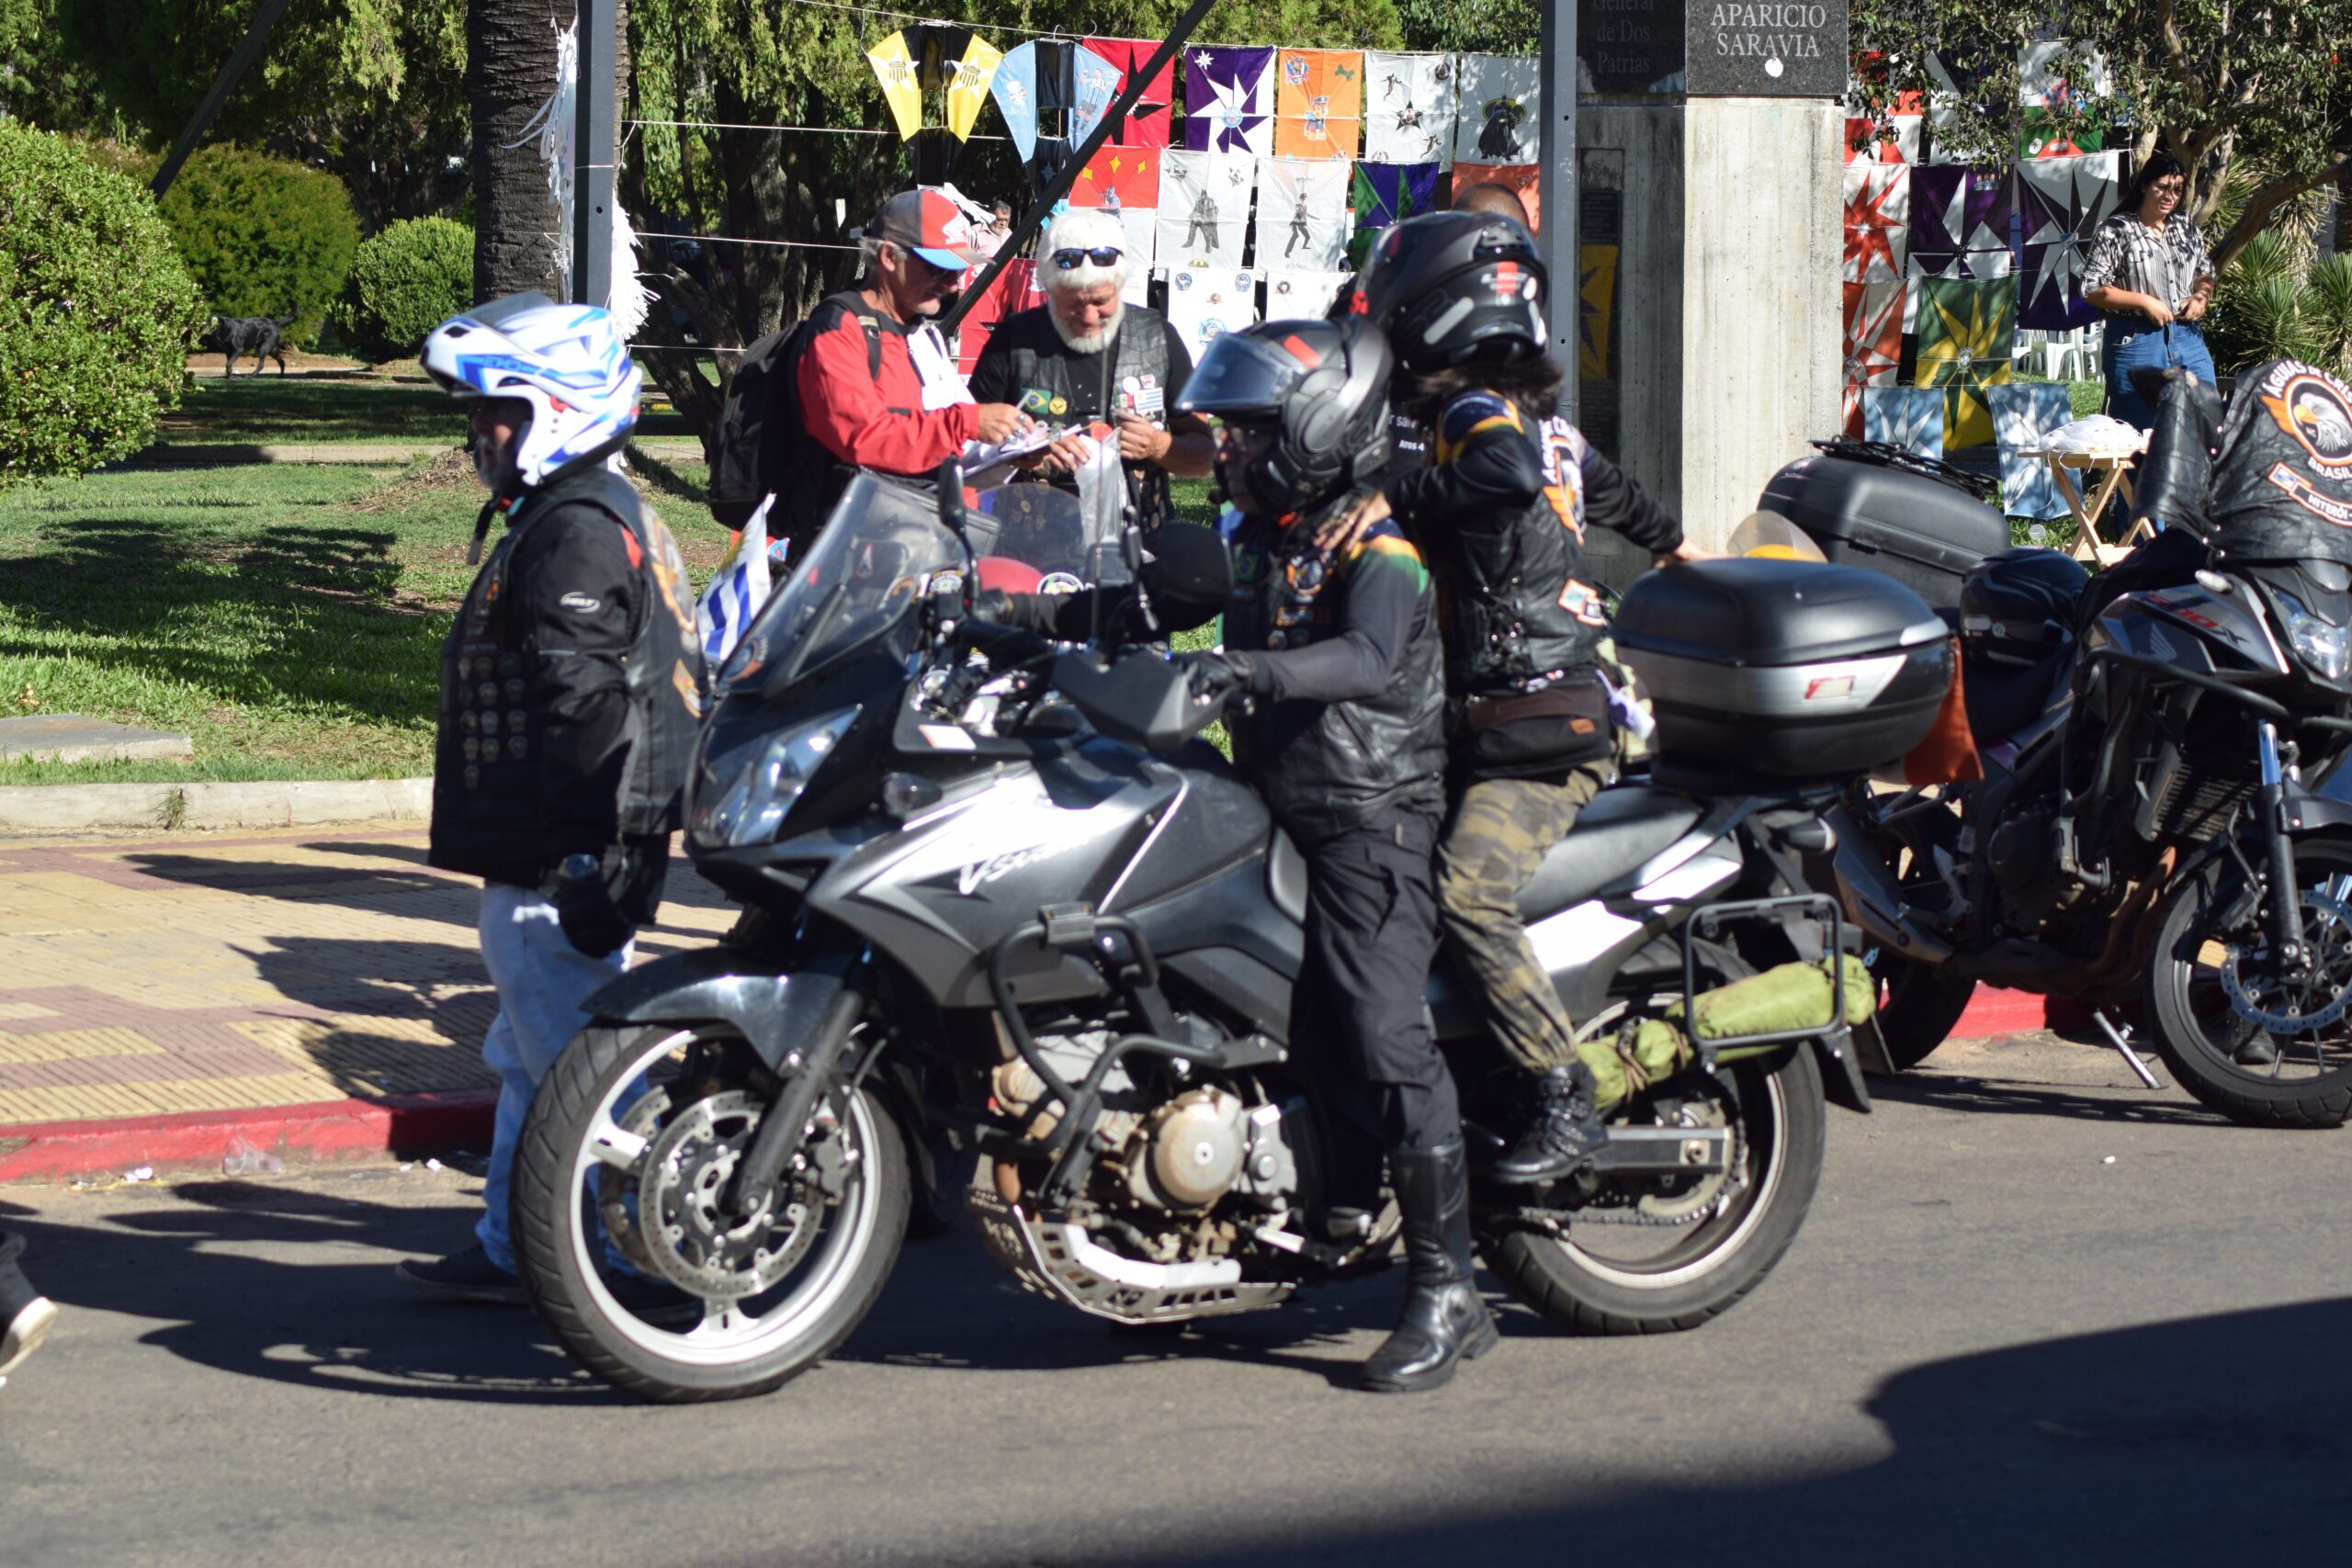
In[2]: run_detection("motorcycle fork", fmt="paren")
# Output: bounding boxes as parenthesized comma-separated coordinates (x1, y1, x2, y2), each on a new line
(724, 966, 869, 1219)
(2254, 721, 2308, 972)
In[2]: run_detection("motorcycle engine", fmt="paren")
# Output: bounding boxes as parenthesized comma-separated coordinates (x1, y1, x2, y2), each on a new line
(1987, 798, 2060, 922)
(990, 1022, 1302, 1229)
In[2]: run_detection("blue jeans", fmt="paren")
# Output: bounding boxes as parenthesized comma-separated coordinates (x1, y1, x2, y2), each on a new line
(2103, 318, 2218, 430)
(473, 883, 633, 1274)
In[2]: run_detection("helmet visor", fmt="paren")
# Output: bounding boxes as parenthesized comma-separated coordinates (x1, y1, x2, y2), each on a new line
(1176, 332, 1310, 420)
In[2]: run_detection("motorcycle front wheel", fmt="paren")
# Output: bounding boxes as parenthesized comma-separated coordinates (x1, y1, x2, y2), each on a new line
(2145, 838, 2352, 1128)
(512, 1021, 910, 1403)
(1485, 1044, 1826, 1335)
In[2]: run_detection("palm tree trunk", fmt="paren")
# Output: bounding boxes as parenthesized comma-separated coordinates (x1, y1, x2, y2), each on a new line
(468, 0, 563, 300)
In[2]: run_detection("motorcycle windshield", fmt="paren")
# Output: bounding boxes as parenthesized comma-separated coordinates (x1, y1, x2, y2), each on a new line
(725, 474, 958, 694)
(963, 478, 1116, 590)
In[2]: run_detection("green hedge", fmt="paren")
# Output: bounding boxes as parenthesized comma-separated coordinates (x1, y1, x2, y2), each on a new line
(157, 144, 359, 348)
(0, 124, 206, 489)
(339, 216, 475, 361)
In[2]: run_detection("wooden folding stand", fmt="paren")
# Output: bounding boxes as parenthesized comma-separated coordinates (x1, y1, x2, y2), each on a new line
(2040, 449, 2149, 566)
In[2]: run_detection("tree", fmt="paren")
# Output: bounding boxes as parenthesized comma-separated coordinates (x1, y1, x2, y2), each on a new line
(1850, 2, 2352, 271)
(623, 0, 1404, 459)
(51, 0, 469, 232)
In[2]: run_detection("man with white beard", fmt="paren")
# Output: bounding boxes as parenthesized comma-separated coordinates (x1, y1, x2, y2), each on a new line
(967, 209, 1215, 532)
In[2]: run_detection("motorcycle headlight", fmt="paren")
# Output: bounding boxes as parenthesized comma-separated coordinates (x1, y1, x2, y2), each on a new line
(688, 706, 859, 848)
(2277, 592, 2350, 682)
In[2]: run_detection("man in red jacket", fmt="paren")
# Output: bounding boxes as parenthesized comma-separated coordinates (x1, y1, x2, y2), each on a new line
(791, 190, 1029, 534)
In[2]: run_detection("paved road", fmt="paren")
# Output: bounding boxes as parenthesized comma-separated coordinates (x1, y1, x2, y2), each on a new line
(3, 1034, 2346, 1567)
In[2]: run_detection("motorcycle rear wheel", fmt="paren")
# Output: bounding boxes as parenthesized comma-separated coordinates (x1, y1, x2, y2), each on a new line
(2145, 840, 2352, 1129)
(513, 1021, 910, 1403)
(1485, 1045, 1826, 1335)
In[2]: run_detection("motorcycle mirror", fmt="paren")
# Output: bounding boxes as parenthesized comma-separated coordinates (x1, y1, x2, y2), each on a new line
(1727, 510, 1828, 563)
(934, 456, 977, 617)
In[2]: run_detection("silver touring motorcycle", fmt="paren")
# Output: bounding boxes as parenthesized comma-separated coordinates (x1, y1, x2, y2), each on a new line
(512, 471, 1928, 1403)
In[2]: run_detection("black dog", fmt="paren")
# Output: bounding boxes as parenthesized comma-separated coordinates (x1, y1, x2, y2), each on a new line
(204, 312, 296, 377)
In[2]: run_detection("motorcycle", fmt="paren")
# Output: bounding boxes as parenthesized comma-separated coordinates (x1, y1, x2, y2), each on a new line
(1808, 500, 2352, 1127)
(509, 469, 1871, 1403)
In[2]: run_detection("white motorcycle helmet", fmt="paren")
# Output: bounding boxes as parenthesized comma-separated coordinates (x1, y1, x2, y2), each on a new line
(420, 292, 643, 489)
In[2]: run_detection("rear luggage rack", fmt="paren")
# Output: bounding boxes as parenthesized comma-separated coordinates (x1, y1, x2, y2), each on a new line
(1810, 435, 1998, 502)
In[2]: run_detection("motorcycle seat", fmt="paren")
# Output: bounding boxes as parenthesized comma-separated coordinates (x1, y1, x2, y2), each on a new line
(1516, 787, 1710, 921)
(1963, 650, 2065, 744)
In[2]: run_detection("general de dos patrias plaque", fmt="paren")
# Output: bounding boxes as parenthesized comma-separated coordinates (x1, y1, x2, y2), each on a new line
(1578, 0, 1847, 97)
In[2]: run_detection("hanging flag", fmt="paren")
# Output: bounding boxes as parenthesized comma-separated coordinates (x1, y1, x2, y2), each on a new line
(1266, 268, 1353, 320)
(991, 42, 1040, 163)
(1166, 266, 1260, 364)
(695, 496, 776, 669)
(1450, 164, 1540, 231)
(1349, 161, 1442, 267)
(1362, 52, 1455, 165)
(1845, 115, 1922, 164)
(1070, 144, 1160, 210)
(1160, 150, 1254, 270)
(1453, 54, 1537, 164)
(1067, 48, 1126, 149)
(1909, 165, 2014, 281)
(1272, 50, 1363, 162)
(1182, 46, 1274, 156)
(946, 34, 1004, 140)
(867, 31, 922, 141)
(1082, 38, 1174, 148)
(1258, 156, 1350, 270)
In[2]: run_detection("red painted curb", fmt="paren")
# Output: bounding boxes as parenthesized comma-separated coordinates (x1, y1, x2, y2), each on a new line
(1949, 985, 2056, 1039)
(0, 1090, 496, 1185)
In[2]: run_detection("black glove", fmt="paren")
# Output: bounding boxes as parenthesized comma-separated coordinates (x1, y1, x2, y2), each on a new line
(971, 587, 1015, 623)
(1178, 649, 1270, 705)
(1218, 649, 1274, 696)
(546, 852, 632, 959)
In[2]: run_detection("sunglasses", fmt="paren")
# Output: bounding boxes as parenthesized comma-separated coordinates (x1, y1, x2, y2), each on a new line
(1052, 245, 1124, 269)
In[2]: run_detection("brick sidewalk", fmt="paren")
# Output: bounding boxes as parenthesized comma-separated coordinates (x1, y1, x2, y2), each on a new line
(0, 826, 733, 1128)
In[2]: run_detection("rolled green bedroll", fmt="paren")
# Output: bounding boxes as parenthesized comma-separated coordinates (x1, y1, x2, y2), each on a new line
(1578, 959, 1875, 1110)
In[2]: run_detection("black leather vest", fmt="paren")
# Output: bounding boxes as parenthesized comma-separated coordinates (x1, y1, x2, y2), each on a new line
(1221, 501, 1448, 842)
(1439, 407, 1612, 695)
(995, 305, 1176, 529)
(2204, 358, 2352, 567)
(430, 465, 705, 876)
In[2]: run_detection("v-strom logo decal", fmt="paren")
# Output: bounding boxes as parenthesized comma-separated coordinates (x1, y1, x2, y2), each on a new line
(949, 811, 1130, 898)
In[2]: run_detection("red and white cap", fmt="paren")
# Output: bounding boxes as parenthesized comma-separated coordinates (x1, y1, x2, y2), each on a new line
(871, 189, 978, 273)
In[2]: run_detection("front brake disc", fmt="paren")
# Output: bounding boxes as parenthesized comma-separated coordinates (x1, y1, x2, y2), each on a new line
(2222, 890, 2352, 1035)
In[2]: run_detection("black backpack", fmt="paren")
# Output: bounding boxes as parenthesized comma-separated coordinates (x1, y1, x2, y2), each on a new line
(707, 293, 883, 537)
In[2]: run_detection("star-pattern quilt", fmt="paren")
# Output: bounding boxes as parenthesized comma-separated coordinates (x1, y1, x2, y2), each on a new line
(1863, 386, 1945, 458)
(1453, 54, 1538, 164)
(1842, 281, 1905, 436)
(1843, 164, 1910, 283)
(1272, 50, 1363, 161)
(1989, 382, 2075, 520)
(1362, 52, 1455, 165)
(1257, 156, 1351, 270)
(1845, 115, 1922, 164)
(2016, 152, 2121, 330)
(1069, 144, 1160, 211)
(1166, 266, 1260, 363)
(1159, 150, 1255, 269)
(1914, 276, 2018, 448)
(1182, 46, 1273, 156)
(1909, 165, 2014, 280)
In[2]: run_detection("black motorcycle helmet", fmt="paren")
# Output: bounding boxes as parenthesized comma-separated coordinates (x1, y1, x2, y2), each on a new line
(1175, 318, 1393, 516)
(1352, 210, 1546, 373)
(1960, 547, 2091, 666)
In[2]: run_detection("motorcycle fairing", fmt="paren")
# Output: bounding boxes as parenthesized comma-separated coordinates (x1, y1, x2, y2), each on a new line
(2098, 582, 2289, 677)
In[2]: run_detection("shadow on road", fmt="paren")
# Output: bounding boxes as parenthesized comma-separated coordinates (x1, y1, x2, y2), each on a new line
(5, 1179, 616, 1405)
(1869, 1069, 2231, 1128)
(1004, 1296, 2352, 1565)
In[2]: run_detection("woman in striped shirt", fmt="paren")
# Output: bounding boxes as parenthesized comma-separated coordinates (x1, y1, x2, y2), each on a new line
(2081, 152, 2219, 429)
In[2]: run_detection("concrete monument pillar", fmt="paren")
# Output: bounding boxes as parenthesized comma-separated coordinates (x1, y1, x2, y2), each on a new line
(1572, 1, 1847, 550)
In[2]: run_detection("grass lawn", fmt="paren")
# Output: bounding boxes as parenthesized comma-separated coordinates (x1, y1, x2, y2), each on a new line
(1, 381, 727, 785)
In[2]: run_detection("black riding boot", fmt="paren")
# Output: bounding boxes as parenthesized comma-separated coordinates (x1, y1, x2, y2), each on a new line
(1490, 1062, 1607, 1184)
(1361, 1139, 1498, 1393)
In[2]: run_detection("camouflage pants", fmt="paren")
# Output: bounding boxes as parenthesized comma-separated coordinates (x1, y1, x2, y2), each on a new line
(1435, 764, 1615, 1077)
